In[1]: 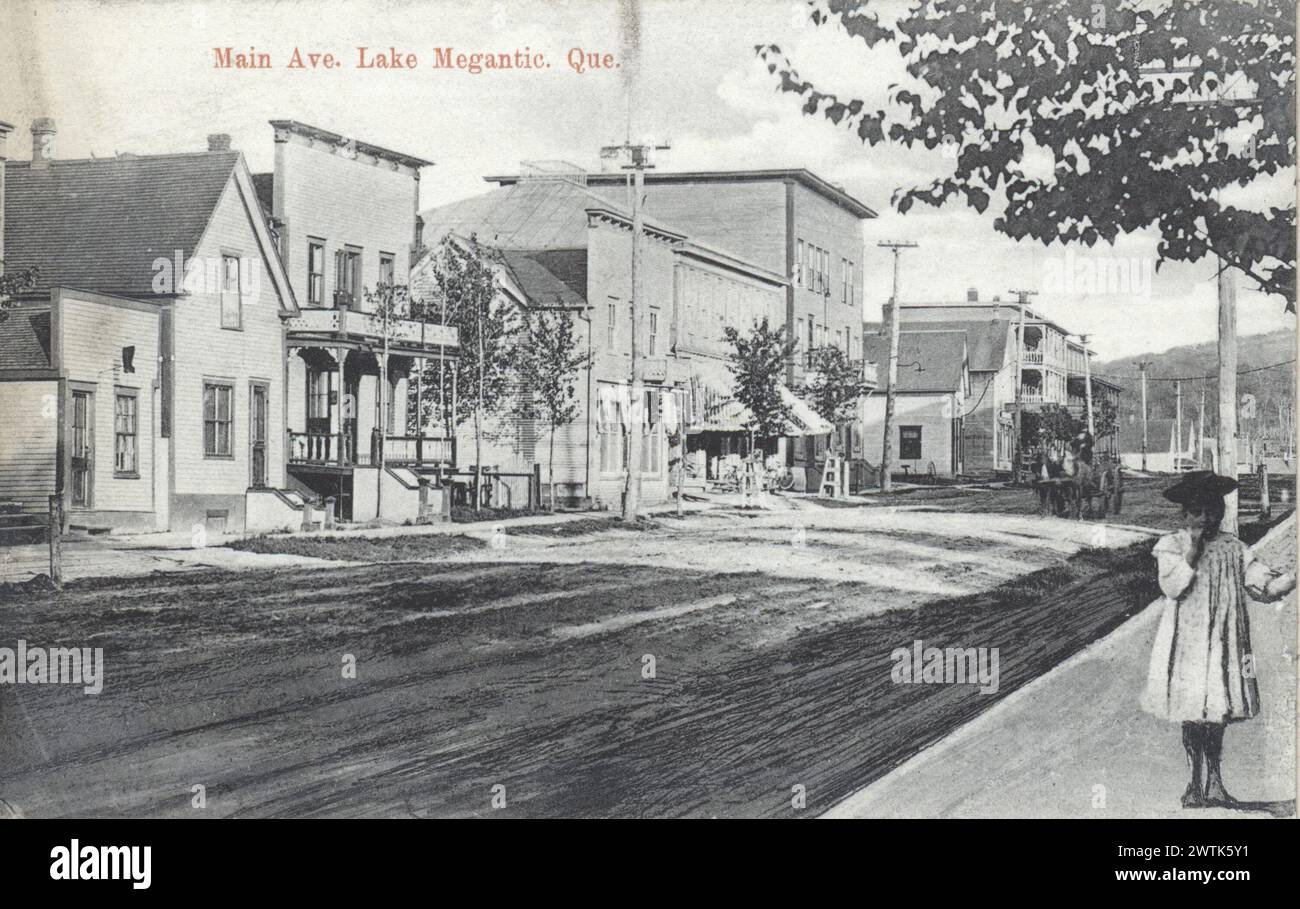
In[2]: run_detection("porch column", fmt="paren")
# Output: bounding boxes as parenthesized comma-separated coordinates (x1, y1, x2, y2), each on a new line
(334, 345, 346, 465)
(356, 372, 378, 465)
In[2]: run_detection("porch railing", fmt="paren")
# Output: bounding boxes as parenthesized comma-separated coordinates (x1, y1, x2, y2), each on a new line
(379, 435, 455, 466)
(289, 431, 353, 465)
(288, 431, 452, 467)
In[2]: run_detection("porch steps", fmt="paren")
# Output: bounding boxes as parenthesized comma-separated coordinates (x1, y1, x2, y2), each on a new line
(0, 502, 47, 546)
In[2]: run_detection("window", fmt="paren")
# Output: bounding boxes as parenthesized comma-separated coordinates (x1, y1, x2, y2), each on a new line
(307, 370, 331, 421)
(204, 382, 234, 457)
(597, 386, 624, 474)
(114, 390, 138, 476)
(796, 318, 804, 353)
(847, 259, 855, 306)
(334, 248, 360, 306)
(821, 249, 830, 294)
(795, 240, 804, 287)
(307, 241, 325, 305)
(648, 311, 658, 357)
(607, 301, 617, 348)
(379, 252, 395, 287)
(220, 254, 242, 329)
(900, 425, 923, 461)
(638, 389, 662, 475)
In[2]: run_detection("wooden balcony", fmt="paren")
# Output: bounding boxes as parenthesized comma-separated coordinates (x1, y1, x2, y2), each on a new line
(285, 307, 458, 355)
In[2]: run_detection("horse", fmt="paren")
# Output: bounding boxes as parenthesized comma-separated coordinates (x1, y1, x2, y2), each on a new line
(1060, 434, 1122, 519)
(1059, 447, 1099, 519)
(1032, 449, 1069, 517)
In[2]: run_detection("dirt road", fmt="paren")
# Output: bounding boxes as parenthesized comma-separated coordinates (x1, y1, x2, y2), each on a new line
(0, 501, 1158, 818)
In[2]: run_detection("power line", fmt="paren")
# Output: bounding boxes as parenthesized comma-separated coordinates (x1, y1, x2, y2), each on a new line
(1091, 357, 1296, 384)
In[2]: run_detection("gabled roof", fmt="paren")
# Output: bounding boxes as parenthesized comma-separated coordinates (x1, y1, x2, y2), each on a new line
(862, 330, 968, 394)
(420, 177, 682, 251)
(497, 248, 586, 309)
(4, 151, 296, 313)
(3, 152, 242, 297)
(0, 309, 52, 370)
(864, 318, 1009, 372)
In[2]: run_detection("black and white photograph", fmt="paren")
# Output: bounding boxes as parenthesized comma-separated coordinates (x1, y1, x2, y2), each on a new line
(0, 0, 1296, 882)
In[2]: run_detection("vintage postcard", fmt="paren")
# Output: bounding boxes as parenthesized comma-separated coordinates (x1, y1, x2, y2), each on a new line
(0, 0, 1295, 870)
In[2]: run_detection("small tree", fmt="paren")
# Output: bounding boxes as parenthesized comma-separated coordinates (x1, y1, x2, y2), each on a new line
(0, 265, 39, 323)
(513, 309, 591, 510)
(416, 235, 518, 509)
(723, 317, 797, 451)
(801, 345, 873, 426)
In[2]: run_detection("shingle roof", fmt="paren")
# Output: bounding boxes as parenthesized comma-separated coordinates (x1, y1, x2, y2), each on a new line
(862, 330, 967, 393)
(3, 152, 240, 297)
(497, 248, 586, 308)
(420, 177, 679, 251)
(864, 318, 1008, 372)
(0, 308, 52, 369)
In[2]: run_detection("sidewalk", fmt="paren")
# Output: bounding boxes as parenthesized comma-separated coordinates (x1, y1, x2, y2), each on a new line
(824, 516, 1297, 819)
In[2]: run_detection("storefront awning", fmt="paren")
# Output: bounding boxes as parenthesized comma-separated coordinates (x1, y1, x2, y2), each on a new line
(779, 386, 835, 436)
(690, 384, 833, 437)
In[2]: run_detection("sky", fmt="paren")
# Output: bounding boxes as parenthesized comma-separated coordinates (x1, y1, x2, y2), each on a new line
(1, 0, 1294, 360)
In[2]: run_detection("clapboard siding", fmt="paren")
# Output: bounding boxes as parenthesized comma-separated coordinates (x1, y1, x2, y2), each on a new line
(277, 135, 418, 309)
(60, 295, 160, 512)
(172, 175, 286, 496)
(0, 381, 57, 509)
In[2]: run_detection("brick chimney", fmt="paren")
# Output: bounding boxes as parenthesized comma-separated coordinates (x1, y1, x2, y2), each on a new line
(30, 117, 56, 168)
(207, 133, 232, 152)
(0, 120, 13, 271)
(966, 287, 978, 302)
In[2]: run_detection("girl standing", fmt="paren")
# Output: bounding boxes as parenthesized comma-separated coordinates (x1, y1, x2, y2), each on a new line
(1141, 471, 1295, 808)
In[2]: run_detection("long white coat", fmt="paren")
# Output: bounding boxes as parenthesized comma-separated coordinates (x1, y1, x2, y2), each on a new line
(1141, 530, 1284, 724)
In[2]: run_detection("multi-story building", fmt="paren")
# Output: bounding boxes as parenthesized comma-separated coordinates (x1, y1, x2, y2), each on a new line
(417, 167, 832, 508)
(487, 168, 877, 489)
(865, 290, 1122, 475)
(255, 120, 458, 523)
(0, 120, 297, 535)
(490, 168, 877, 384)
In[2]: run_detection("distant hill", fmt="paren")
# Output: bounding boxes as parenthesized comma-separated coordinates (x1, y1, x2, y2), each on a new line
(1093, 329, 1296, 439)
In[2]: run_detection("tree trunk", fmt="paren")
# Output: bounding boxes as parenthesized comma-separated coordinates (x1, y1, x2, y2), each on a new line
(474, 409, 482, 512)
(549, 421, 557, 512)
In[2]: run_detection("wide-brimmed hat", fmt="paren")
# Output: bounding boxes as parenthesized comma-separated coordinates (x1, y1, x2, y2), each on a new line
(1163, 470, 1238, 507)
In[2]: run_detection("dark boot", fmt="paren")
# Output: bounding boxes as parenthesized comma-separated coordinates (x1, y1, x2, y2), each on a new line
(1202, 723, 1239, 807)
(1180, 722, 1206, 808)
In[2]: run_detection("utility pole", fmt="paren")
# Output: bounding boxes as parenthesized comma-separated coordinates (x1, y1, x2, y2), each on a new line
(602, 139, 669, 522)
(1138, 362, 1150, 472)
(1009, 290, 1037, 484)
(1174, 379, 1182, 470)
(1080, 333, 1095, 436)
(1199, 383, 1207, 468)
(876, 240, 917, 491)
(1217, 258, 1239, 533)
